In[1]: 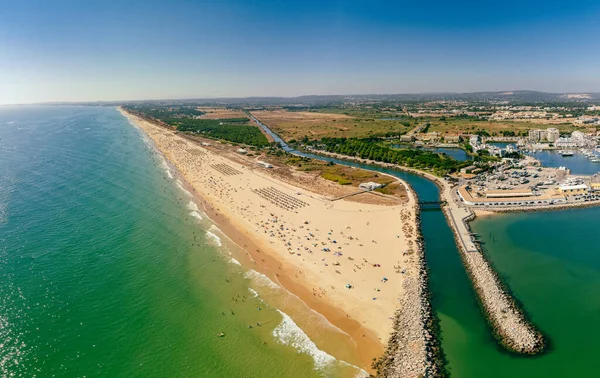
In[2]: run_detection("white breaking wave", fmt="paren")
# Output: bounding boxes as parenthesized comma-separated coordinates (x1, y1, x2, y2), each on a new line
(189, 211, 203, 221)
(243, 269, 280, 290)
(165, 169, 173, 179)
(229, 258, 241, 266)
(187, 201, 198, 211)
(205, 231, 222, 246)
(273, 310, 337, 370)
(247, 287, 265, 304)
(176, 180, 192, 197)
(273, 310, 368, 375)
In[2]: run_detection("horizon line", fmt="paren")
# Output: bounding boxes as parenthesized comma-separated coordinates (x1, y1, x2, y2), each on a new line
(2, 89, 600, 106)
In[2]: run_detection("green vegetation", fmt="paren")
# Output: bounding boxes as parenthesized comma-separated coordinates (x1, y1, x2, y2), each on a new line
(426, 118, 577, 136)
(321, 172, 352, 185)
(252, 110, 413, 141)
(124, 105, 268, 147)
(168, 118, 268, 147)
(213, 117, 250, 124)
(312, 138, 470, 175)
(125, 105, 205, 119)
(284, 156, 401, 193)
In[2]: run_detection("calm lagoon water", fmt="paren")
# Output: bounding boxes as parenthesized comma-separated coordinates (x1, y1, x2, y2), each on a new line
(425, 148, 471, 162)
(389, 144, 471, 161)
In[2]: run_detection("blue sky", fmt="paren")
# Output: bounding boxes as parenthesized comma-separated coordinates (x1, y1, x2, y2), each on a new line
(1, 0, 600, 104)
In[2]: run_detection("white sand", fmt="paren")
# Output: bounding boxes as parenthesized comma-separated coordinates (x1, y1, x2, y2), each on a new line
(122, 110, 420, 348)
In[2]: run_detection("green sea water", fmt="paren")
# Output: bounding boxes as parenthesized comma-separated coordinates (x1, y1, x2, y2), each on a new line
(443, 208, 600, 377)
(0, 106, 363, 377)
(402, 175, 600, 377)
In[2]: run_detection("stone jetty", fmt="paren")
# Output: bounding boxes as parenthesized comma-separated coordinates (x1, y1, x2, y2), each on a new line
(373, 203, 445, 377)
(442, 200, 545, 354)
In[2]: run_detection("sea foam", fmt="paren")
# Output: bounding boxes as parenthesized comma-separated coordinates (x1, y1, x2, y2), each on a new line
(187, 201, 198, 211)
(243, 269, 280, 290)
(273, 310, 336, 370)
(205, 231, 222, 247)
(229, 258, 241, 266)
(176, 180, 192, 197)
(189, 211, 203, 221)
(209, 225, 222, 233)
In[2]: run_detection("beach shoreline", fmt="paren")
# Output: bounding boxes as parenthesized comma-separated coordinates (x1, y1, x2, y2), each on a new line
(119, 108, 426, 373)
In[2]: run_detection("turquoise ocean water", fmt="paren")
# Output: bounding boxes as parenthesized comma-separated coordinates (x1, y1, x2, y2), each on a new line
(0, 106, 363, 377)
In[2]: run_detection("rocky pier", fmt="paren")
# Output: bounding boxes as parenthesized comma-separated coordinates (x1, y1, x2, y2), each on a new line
(373, 202, 445, 377)
(442, 202, 545, 354)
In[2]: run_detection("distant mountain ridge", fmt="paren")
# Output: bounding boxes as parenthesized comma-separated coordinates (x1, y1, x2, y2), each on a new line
(29, 90, 600, 107)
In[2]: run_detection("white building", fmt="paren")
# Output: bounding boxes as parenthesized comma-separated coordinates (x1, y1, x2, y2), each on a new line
(554, 137, 576, 148)
(359, 182, 383, 190)
(528, 129, 547, 142)
(555, 131, 596, 148)
(546, 128, 560, 143)
(575, 116, 600, 125)
(257, 161, 273, 168)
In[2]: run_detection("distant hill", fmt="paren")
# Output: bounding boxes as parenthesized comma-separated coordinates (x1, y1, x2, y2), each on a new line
(36, 90, 600, 107)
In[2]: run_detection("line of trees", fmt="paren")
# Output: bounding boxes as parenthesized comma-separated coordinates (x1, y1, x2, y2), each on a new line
(312, 138, 470, 175)
(168, 118, 269, 147)
(124, 105, 268, 147)
(214, 117, 250, 124)
(124, 105, 205, 119)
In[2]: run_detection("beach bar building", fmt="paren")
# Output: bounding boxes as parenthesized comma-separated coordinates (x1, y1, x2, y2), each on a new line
(257, 161, 273, 168)
(485, 189, 534, 198)
(457, 185, 566, 207)
(359, 182, 383, 190)
(558, 184, 588, 196)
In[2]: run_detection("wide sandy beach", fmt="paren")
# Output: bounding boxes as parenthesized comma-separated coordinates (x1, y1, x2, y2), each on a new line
(121, 109, 422, 370)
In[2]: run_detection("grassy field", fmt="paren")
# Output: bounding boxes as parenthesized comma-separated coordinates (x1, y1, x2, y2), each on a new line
(420, 118, 580, 136)
(253, 107, 594, 141)
(193, 107, 276, 143)
(251, 110, 412, 140)
(198, 107, 250, 120)
(285, 156, 405, 198)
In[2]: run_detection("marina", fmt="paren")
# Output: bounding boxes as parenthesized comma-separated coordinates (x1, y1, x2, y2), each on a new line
(526, 149, 600, 175)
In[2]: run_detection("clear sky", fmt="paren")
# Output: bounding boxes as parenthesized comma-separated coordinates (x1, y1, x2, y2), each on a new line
(1, 0, 600, 104)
